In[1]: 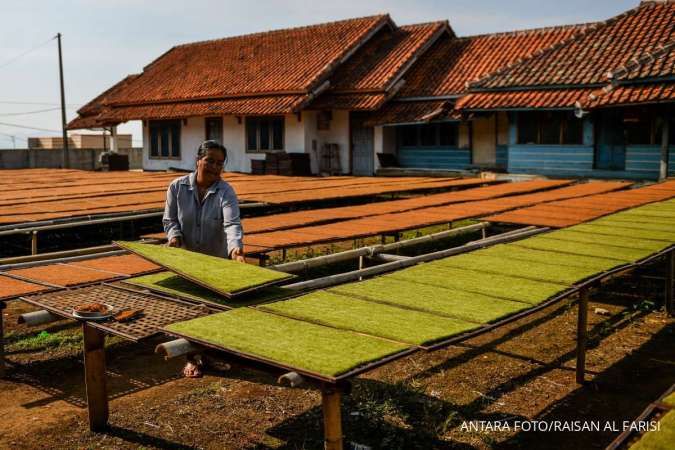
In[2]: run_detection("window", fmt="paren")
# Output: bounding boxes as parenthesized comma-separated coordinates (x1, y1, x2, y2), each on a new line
(398, 123, 459, 148)
(624, 108, 666, 146)
(245, 117, 284, 152)
(517, 111, 582, 145)
(205, 117, 223, 143)
(149, 120, 180, 158)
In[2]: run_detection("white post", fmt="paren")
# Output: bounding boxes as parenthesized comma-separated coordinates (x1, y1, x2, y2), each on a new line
(110, 126, 118, 153)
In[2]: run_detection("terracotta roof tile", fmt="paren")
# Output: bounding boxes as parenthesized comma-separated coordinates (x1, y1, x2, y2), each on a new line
(309, 22, 448, 110)
(106, 15, 389, 106)
(473, 1, 675, 89)
(397, 24, 593, 98)
(456, 88, 592, 110)
(363, 100, 452, 126)
(97, 95, 307, 121)
(584, 82, 675, 109)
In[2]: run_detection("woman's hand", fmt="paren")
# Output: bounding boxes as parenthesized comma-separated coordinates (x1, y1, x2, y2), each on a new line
(230, 247, 245, 263)
(168, 236, 182, 248)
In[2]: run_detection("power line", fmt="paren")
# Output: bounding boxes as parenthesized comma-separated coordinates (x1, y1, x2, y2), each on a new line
(0, 121, 61, 133)
(0, 107, 61, 116)
(0, 36, 56, 71)
(0, 101, 81, 108)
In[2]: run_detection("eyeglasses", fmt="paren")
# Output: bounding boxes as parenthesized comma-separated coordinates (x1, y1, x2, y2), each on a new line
(203, 157, 225, 168)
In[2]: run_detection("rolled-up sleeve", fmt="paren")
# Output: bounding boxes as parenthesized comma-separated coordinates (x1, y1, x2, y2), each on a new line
(163, 182, 183, 241)
(222, 185, 244, 255)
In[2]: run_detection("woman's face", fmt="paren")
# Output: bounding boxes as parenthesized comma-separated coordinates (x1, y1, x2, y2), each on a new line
(196, 148, 225, 185)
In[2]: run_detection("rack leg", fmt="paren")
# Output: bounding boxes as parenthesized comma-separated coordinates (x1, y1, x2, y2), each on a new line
(576, 287, 589, 384)
(82, 323, 109, 431)
(0, 301, 6, 378)
(666, 251, 674, 317)
(322, 387, 343, 450)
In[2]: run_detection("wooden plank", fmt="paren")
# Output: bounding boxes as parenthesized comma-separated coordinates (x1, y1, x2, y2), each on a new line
(576, 287, 589, 384)
(322, 387, 343, 450)
(82, 323, 109, 431)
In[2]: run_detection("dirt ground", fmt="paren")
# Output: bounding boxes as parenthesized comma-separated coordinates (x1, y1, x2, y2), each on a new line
(1, 264, 673, 450)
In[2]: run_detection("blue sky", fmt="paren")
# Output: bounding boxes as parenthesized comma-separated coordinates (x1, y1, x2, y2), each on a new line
(0, 0, 637, 148)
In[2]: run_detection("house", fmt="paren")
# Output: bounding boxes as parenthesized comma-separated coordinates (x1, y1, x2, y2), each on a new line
(28, 133, 132, 150)
(68, 15, 449, 174)
(455, 0, 675, 180)
(68, 1, 674, 179)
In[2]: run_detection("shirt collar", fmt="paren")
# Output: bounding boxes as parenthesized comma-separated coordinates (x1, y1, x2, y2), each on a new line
(183, 171, 220, 193)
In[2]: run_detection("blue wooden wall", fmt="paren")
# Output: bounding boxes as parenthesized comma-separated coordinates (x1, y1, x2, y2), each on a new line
(496, 145, 508, 168)
(398, 147, 471, 170)
(625, 146, 675, 178)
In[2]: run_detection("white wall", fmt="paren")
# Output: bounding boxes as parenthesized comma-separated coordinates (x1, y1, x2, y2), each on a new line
(373, 125, 396, 171)
(141, 111, 351, 174)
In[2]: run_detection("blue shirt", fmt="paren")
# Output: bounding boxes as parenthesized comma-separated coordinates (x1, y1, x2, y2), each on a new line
(163, 172, 244, 258)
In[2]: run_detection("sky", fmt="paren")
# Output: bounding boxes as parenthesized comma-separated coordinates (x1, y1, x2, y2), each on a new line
(0, 0, 637, 148)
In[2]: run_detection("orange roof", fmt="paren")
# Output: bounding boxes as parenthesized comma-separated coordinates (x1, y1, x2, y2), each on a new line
(456, 88, 592, 110)
(107, 15, 389, 105)
(309, 22, 448, 110)
(363, 100, 453, 126)
(397, 24, 592, 98)
(583, 82, 675, 109)
(472, 1, 675, 90)
(97, 95, 307, 122)
(68, 15, 391, 128)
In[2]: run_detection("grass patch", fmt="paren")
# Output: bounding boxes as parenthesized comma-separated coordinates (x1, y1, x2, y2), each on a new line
(165, 309, 409, 377)
(116, 241, 294, 296)
(261, 291, 477, 346)
(629, 410, 675, 450)
(513, 236, 647, 262)
(476, 244, 623, 271)
(433, 250, 595, 285)
(567, 224, 675, 243)
(386, 264, 564, 304)
(329, 277, 529, 324)
(7, 329, 82, 352)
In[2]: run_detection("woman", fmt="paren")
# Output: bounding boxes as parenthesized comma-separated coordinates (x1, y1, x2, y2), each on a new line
(163, 140, 245, 377)
(163, 140, 244, 262)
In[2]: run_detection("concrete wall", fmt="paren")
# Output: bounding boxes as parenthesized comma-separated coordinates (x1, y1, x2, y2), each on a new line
(303, 110, 350, 174)
(373, 125, 396, 171)
(0, 147, 142, 170)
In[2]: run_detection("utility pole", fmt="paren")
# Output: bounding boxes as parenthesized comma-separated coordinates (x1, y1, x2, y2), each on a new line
(56, 32, 69, 168)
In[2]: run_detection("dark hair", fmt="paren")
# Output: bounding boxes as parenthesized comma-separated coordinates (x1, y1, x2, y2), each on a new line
(196, 140, 227, 165)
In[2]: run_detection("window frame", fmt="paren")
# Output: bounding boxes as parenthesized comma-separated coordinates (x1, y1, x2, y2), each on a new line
(517, 111, 583, 146)
(204, 116, 223, 144)
(397, 122, 460, 149)
(148, 119, 181, 160)
(245, 116, 285, 153)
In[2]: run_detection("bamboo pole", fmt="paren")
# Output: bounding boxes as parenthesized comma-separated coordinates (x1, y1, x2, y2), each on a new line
(282, 227, 545, 291)
(322, 387, 343, 450)
(82, 323, 109, 431)
(271, 222, 488, 273)
(576, 287, 589, 384)
(31, 231, 38, 255)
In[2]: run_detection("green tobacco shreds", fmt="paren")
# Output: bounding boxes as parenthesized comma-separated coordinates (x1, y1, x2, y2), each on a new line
(602, 213, 675, 226)
(262, 291, 477, 346)
(616, 210, 675, 219)
(514, 236, 646, 262)
(569, 224, 675, 243)
(591, 218, 675, 233)
(126, 272, 281, 306)
(386, 264, 564, 304)
(477, 244, 622, 271)
(165, 309, 408, 377)
(329, 277, 529, 324)
(434, 251, 594, 285)
(127, 272, 230, 303)
(663, 392, 675, 407)
(629, 410, 675, 450)
(542, 230, 668, 252)
(116, 241, 293, 296)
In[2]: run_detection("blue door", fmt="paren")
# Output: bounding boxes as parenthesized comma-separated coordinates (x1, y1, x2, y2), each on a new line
(595, 110, 625, 170)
